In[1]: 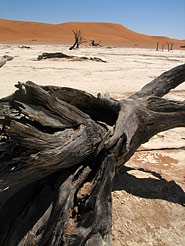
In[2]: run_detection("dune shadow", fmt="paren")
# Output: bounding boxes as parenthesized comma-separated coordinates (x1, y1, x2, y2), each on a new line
(113, 167, 185, 206)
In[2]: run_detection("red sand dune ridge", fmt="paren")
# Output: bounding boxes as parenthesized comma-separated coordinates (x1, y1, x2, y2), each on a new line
(0, 19, 184, 48)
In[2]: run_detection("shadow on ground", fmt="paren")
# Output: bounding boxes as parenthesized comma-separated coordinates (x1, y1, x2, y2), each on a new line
(113, 167, 185, 206)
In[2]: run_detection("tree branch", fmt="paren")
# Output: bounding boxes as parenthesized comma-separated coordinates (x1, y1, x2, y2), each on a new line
(131, 64, 185, 99)
(41, 85, 120, 126)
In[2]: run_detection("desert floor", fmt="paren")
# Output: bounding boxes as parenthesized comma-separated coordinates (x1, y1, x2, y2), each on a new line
(1, 44, 185, 245)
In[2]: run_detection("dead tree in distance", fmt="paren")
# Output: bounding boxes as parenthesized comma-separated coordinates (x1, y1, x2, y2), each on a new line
(170, 42, 174, 50)
(90, 40, 102, 47)
(167, 41, 170, 52)
(69, 30, 86, 50)
(0, 64, 185, 245)
(162, 43, 165, 51)
(156, 41, 159, 51)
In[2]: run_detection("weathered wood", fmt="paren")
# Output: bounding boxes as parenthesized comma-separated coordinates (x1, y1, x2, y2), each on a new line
(131, 64, 185, 98)
(41, 85, 119, 125)
(38, 52, 71, 60)
(38, 52, 106, 63)
(90, 40, 102, 47)
(0, 55, 14, 68)
(0, 57, 6, 68)
(0, 64, 185, 245)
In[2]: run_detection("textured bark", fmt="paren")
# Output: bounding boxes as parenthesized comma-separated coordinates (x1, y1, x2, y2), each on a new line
(0, 64, 185, 245)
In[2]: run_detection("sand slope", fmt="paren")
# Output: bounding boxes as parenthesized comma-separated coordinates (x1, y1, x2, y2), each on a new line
(0, 19, 184, 48)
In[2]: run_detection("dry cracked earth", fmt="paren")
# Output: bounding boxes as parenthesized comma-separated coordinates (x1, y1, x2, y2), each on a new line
(112, 124, 185, 246)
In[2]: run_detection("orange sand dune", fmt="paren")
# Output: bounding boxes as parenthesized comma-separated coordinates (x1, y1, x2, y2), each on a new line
(0, 19, 184, 48)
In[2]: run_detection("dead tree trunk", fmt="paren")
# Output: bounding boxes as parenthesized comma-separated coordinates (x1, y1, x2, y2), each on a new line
(162, 43, 165, 51)
(156, 41, 159, 51)
(0, 64, 185, 245)
(170, 43, 174, 50)
(69, 30, 86, 50)
(167, 41, 170, 51)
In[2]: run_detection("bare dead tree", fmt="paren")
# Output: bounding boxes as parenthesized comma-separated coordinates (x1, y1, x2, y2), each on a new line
(167, 41, 170, 52)
(162, 43, 165, 51)
(156, 41, 159, 51)
(90, 40, 102, 47)
(0, 64, 185, 245)
(170, 43, 174, 50)
(69, 30, 86, 50)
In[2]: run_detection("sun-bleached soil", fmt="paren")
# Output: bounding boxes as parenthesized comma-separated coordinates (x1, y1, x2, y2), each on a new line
(0, 44, 185, 246)
(112, 128, 185, 246)
(0, 44, 185, 98)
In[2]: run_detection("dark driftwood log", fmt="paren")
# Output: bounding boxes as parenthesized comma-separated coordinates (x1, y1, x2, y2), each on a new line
(90, 40, 102, 47)
(0, 64, 185, 245)
(38, 52, 106, 63)
(0, 57, 7, 68)
(0, 55, 14, 68)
